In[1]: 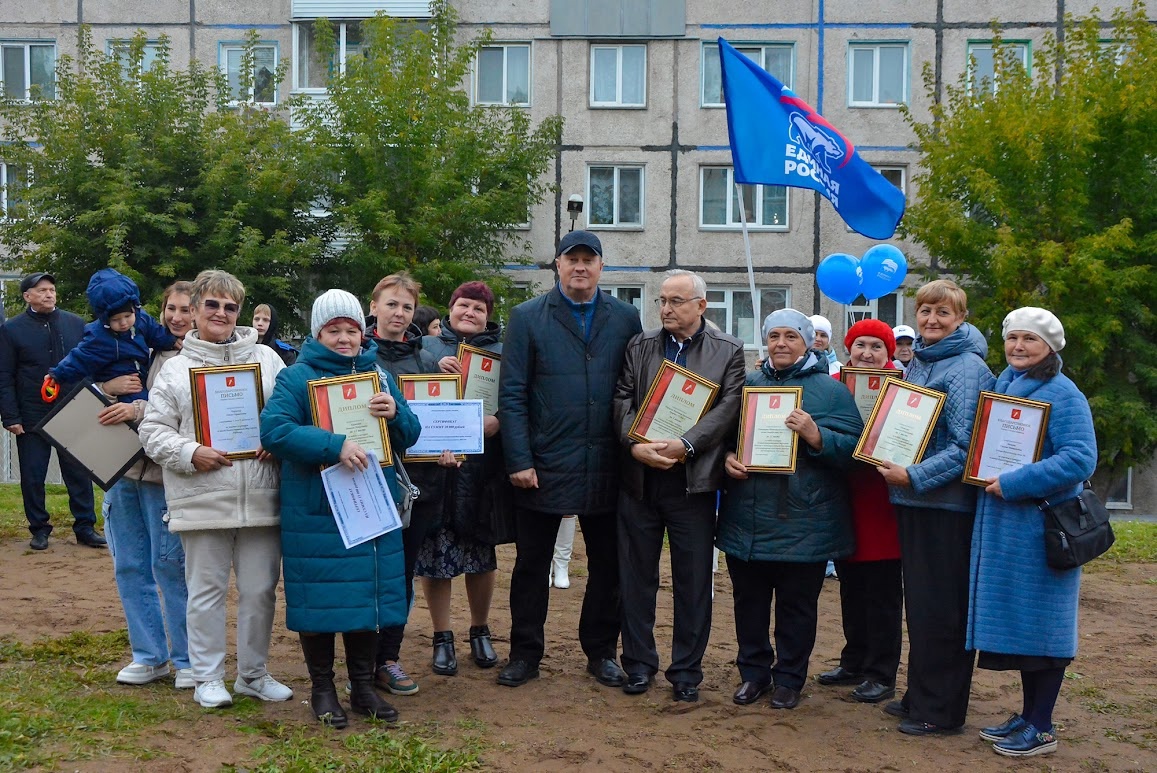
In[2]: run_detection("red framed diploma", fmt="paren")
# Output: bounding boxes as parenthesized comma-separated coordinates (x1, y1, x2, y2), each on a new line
(853, 378, 946, 468)
(736, 387, 802, 473)
(839, 366, 894, 423)
(189, 363, 264, 460)
(457, 343, 500, 416)
(307, 371, 393, 467)
(962, 392, 1051, 486)
(627, 361, 720, 444)
(397, 373, 463, 402)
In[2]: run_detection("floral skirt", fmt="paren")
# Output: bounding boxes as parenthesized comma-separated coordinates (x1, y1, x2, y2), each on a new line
(414, 526, 497, 579)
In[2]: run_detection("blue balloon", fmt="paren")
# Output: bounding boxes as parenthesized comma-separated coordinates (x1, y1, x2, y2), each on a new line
(860, 244, 908, 300)
(816, 253, 863, 305)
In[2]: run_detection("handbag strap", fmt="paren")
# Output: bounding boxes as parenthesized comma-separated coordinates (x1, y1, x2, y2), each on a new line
(1038, 479, 1092, 511)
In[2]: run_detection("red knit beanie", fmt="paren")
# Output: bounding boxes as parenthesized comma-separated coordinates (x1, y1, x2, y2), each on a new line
(845, 319, 896, 358)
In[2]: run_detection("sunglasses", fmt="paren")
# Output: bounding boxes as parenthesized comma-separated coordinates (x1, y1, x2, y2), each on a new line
(202, 299, 240, 315)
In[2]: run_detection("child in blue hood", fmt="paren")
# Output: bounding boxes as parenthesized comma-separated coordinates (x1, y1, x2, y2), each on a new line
(49, 269, 177, 403)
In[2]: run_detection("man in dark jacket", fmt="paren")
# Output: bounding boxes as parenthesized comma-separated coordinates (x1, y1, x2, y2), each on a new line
(497, 230, 643, 688)
(612, 269, 745, 702)
(0, 272, 104, 549)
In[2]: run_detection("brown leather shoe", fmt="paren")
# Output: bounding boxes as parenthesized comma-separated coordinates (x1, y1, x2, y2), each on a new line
(733, 680, 771, 705)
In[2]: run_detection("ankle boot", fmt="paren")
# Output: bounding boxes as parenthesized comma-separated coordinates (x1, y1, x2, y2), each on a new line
(552, 516, 576, 589)
(432, 630, 458, 675)
(298, 633, 348, 729)
(343, 632, 398, 723)
(469, 625, 498, 668)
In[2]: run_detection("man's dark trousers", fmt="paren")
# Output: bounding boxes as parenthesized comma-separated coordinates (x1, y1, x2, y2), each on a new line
(508, 508, 620, 666)
(17, 430, 96, 537)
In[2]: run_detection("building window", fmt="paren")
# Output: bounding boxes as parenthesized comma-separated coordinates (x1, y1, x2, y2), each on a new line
(705, 287, 790, 348)
(294, 21, 364, 91)
(700, 167, 788, 230)
(701, 43, 792, 107)
(221, 43, 277, 104)
(587, 165, 643, 228)
(475, 43, 530, 106)
(590, 44, 646, 107)
(1, 162, 27, 219)
(603, 285, 644, 317)
(968, 42, 1029, 96)
(844, 292, 905, 330)
(848, 43, 908, 107)
(1, 41, 55, 101)
(1105, 467, 1133, 510)
(108, 40, 163, 76)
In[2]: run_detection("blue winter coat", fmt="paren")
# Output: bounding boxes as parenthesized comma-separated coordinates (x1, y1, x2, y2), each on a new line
(966, 362, 1097, 658)
(259, 336, 421, 633)
(889, 323, 995, 513)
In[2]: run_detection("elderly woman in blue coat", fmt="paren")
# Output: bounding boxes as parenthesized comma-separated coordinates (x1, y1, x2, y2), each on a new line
(967, 308, 1097, 758)
(260, 289, 421, 729)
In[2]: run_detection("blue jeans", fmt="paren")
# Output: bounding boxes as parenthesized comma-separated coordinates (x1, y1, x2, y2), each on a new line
(105, 478, 190, 669)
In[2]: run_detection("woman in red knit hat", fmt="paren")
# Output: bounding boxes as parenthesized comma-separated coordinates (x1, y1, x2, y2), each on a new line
(815, 319, 903, 704)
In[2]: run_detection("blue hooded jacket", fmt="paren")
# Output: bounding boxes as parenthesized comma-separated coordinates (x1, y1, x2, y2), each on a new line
(49, 269, 176, 403)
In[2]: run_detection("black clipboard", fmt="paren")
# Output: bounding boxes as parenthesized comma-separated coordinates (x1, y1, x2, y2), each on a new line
(32, 381, 146, 491)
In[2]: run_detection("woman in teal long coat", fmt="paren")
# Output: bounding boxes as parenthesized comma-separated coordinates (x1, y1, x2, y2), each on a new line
(260, 289, 420, 729)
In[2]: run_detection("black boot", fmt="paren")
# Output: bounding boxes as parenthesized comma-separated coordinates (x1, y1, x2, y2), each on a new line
(432, 630, 458, 676)
(298, 633, 348, 729)
(469, 625, 498, 668)
(343, 632, 399, 723)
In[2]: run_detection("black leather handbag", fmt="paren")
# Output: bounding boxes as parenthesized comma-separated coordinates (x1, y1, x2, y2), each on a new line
(1039, 481, 1115, 570)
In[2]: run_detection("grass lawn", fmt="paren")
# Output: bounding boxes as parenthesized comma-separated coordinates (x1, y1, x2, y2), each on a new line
(0, 483, 104, 540)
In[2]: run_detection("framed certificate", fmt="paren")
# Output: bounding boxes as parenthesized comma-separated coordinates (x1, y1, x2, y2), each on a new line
(736, 387, 802, 473)
(398, 373, 463, 402)
(854, 378, 946, 468)
(627, 361, 720, 444)
(404, 399, 485, 462)
(962, 392, 1051, 486)
(457, 344, 500, 416)
(840, 367, 894, 423)
(189, 363, 264, 460)
(33, 381, 146, 490)
(307, 372, 393, 468)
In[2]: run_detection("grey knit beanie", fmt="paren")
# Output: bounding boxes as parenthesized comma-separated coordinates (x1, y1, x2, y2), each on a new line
(762, 308, 815, 347)
(311, 289, 366, 339)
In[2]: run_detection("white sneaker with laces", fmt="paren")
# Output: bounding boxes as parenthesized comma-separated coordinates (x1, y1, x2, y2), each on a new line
(234, 674, 293, 702)
(116, 662, 171, 685)
(194, 679, 233, 708)
(174, 668, 195, 689)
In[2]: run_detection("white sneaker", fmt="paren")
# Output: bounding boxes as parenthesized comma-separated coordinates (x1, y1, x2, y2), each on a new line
(174, 668, 195, 689)
(194, 679, 233, 708)
(234, 674, 293, 702)
(116, 662, 171, 685)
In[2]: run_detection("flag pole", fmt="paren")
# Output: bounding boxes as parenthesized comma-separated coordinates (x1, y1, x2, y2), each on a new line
(735, 183, 764, 361)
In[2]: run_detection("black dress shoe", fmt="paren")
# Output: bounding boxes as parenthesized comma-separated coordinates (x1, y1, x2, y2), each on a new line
(622, 673, 652, 695)
(816, 666, 862, 686)
(29, 533, 49, 551)
(732, 680, 771, 706)
(431, 631, 457, 676)
(769, 685, 801, 709)
(76, 531, 107, 548)
(851, 680, 896, 704)
(884, 699, 910, 719)
(468, 625, 498, 668)
(587, 657, 625, 687)
(497, 659, 539, 687)
(672, 682, 699, 703)
(898, 718, 963, 736)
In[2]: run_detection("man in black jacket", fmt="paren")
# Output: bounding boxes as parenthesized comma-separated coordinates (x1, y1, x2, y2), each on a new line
(0, 273, 104, 549)
(612, 269, 745, 702)
(497, 230, 642, 688)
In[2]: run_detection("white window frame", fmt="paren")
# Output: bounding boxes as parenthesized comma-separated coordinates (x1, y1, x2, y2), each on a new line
(220, 42, 279, 105)
(292, 20, 365, 93)
(473, 42, 531, 107)
(589, 44, 646, 108)
(843, 292, 905, 332)
(602, 284, 645, 318)
(967, 41, 1030, 96)
(0, 40, 56, 101)
(107, 39, 163, 77)
(1, 161, 26, 220)
(1105, 467, 1133, 510)
(705, 286, 791, 350)
(586, 165, 644, 229)
(847, 42, 909, 107)
(701, 42, 794, 108)
(699, 167, 789, 231)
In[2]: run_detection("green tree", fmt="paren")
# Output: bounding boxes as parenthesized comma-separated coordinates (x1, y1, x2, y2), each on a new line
(903, 4, 1157, 480)
(0, 29, 331, 329)
(293, 1, 563, 308)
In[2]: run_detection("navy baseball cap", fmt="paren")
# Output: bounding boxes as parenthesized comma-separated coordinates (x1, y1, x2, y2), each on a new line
(556, 230, 603, 258)
(20, 272, 55, 293)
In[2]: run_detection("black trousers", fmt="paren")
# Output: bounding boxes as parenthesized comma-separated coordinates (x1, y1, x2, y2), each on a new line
(376, 502, 437, 666)
(17, 430, 96, 537)
(727, 557, 826, 691)
(618, 482, 715, 686)
(508, 507, 619, 666)
(834, 558, 903, 685)
(896, 505, 976, 728)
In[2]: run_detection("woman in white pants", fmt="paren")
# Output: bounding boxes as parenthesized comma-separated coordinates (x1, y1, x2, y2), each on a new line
(140, 269, 291, 710)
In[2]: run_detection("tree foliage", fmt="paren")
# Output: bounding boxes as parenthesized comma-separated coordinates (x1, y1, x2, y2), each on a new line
(903, 3, 1157, 477)
(0, 29, 331, 329)
(293, 1, 563, 308)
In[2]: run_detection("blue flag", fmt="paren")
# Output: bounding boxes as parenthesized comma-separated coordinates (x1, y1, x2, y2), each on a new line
(718, 38, 905, 240)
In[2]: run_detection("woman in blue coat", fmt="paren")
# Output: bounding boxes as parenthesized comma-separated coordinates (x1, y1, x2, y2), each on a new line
(967, 307, 1097, 758)
(260, 289, 420, 729)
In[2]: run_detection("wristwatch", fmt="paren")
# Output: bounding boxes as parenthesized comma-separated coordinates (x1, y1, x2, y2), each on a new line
(680, 437, 695, 459)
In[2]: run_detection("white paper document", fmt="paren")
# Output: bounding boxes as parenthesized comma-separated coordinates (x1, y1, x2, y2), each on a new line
(407, 399, 485, 456)
(321, 452, 402, 549)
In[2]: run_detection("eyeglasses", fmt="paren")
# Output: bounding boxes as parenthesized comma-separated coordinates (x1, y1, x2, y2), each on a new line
(654, 296, 702, 308)
(202, 299, 240, 315)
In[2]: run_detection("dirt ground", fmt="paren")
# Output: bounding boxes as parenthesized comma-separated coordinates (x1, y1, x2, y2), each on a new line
(1, 529, 1154, 772)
